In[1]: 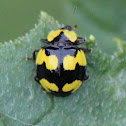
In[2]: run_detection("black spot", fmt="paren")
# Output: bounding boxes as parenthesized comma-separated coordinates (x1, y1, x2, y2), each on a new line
(45, 49, 50, 56)
(74, 49, 78, 57)
(36, 63, 86, 87)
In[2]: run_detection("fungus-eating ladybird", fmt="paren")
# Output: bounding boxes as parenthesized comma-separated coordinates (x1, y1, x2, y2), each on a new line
(33, 25, 89, 97)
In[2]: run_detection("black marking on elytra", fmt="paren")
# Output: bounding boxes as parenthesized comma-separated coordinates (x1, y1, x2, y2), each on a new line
(36, 63, 86, 89)
(45, 49, 50, 56)
(43, 46, 81, 60)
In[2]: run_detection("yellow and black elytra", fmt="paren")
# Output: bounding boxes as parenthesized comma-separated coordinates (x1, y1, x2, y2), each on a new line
(33, 25, 89, 97)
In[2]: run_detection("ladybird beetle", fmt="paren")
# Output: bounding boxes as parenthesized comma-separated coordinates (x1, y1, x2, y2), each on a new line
(33, 25, 89, 97)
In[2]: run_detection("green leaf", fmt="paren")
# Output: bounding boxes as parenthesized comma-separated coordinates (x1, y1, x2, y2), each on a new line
(0, 12, 126, 126)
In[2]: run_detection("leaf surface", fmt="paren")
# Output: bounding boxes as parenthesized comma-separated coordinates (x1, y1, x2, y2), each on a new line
(0, 12, 126, 126)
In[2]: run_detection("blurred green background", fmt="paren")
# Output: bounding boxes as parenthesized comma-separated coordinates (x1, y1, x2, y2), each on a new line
(0, 0, 126, 54)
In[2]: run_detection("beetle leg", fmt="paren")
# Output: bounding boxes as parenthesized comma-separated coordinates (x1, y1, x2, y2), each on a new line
(40, 39, 49, 44)
(42, 88, 46, 92)
(25, 49, 39, 61)
(81, 47, 92, 53)
(83, 74, 89, 80)
(33, 49, 39, 60)
(75, 37, 86, 45)
(83, 67, 89, 80)
(34, 75, 39, 83)
(34, 76, 47, 92)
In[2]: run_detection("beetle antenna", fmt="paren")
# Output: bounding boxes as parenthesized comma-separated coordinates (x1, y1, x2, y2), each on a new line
(71, 6, 78, 30)
(73, 6, 77, 17)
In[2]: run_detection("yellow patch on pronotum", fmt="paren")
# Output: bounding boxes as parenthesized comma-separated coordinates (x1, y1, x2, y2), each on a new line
(36, 49, 58, 70)
(62, 80, 82, 93)
(40, 78, 59, 92)
(47, 29, 77, 42)
(63, 30, 77, 42)
(47, 30, 61, 42)
(63, 50, 87, 70)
